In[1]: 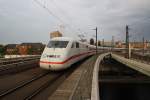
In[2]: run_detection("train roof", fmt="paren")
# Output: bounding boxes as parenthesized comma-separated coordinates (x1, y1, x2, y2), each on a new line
(51, 37, 74, 42)
(51, 37, 95, 47)
(51, 37, 85, 43)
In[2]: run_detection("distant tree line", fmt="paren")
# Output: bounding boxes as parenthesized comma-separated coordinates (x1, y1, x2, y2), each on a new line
(0, 45, 5, 58)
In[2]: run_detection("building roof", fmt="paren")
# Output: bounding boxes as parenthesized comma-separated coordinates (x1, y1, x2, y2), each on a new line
(20, 43, 42, 46)
(20, 43, 44, 49)
(5, 44, 17, 49)
(51, 37, 74, 41)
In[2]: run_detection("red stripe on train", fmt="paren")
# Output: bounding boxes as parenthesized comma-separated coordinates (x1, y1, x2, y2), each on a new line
(40, 51, 95, 64)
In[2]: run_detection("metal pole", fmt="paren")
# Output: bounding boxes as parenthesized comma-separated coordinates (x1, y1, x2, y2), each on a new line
(93, 27, 98, 54)
(126, 25, 129, 59)
(96, 27, 97, 54)
(111, 36, 114, 52)
(143, 37, 145, 55)
(103, 39, 104, 52)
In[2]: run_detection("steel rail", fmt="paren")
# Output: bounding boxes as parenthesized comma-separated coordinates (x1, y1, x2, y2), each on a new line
(0, 59, 39, 68)
(0, 57, 40, 66)
(0, 56, 39, 61)
(0, 59, 38, 73)
(0, 72, 49, 98)
(24, 73, 63, 100)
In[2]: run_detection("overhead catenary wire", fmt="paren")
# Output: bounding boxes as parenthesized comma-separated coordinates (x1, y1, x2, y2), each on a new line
(33, 0, 87, 40)
(34, 0, 79, 34)
(48, 0, 87, 35)
(34, 0, 64, 24)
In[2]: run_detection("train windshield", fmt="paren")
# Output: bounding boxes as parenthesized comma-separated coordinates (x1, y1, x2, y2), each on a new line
(47, 41, 69, 48)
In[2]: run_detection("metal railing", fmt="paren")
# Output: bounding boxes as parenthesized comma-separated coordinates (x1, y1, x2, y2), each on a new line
(91, 53, 110, 100)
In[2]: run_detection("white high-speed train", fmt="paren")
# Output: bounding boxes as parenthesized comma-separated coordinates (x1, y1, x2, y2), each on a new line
(40, 37, 96, 71)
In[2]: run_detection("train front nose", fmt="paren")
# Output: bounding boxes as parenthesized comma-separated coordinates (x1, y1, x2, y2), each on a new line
(40, 61, 51, 70)
(40, 39, 69, 70)
(39, 53, 67, 70)
(40, 62, 66, 70)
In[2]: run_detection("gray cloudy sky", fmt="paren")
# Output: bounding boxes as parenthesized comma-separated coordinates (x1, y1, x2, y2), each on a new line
(0, 0, 150, 44)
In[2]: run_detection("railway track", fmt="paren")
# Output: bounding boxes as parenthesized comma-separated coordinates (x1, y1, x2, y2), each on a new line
(0, 58, 86, 100)
(0, 67, 47, 91)
(0, 71, 64, 100)
(24, 73, 63, 100)
(0, 55, 40, 60)
(0, 70, 70, 100)
(0, 56, 40, 66)
(0, 71, 49, 98)
(0, 59, 39, 76)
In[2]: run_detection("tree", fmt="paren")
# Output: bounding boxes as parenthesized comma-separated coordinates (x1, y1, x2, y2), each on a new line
(90, 38, 94, 45)
(0, 45, 5, 58)
(98, 41, 101, 46)
(27, 47, 34, 55)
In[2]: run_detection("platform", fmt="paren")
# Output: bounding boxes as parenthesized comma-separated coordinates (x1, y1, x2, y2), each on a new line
(48, 55, 99, 100)
(111, 53, 150, 76)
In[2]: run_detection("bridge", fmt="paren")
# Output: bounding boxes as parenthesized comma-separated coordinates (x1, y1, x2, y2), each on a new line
(0, 52, 150, 100)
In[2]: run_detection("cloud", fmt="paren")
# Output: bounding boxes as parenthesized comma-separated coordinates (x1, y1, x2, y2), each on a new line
(0, 0, 150, 44)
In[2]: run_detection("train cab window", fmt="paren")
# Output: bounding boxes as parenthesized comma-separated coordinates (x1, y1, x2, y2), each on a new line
(47, 41, 69, 48)
(76, 42, 79, 48)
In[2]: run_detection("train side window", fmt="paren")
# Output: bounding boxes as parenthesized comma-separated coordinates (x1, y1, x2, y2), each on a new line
(76, 42, 79, 48)
(79, 44, 82, 48)
(71, 43, 74, 48)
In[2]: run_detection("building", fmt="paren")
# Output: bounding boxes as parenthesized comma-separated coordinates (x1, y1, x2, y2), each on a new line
(115, 41, 150, 49)
(98, 41, 112, 47)
(50, 31, 63, 39)
(115, 41, 126, 48)
(130, 42, 148, 49)
(18, 43, 45, 55)
(145, 41, 150, 49)
(103, 41, 112, 47)
(5, 44, 18, 55)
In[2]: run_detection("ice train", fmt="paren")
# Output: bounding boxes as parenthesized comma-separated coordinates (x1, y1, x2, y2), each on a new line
(39, 37, 96, 71)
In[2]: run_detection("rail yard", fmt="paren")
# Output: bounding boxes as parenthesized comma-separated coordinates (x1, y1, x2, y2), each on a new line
(0, 51, 150, 100)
